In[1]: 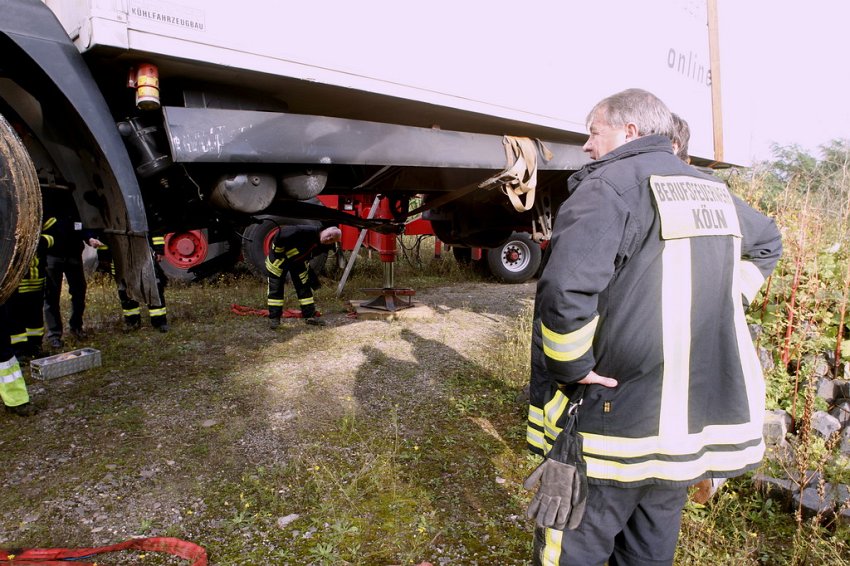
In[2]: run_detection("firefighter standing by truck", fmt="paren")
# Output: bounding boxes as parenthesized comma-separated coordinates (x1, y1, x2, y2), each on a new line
(7, 215, 56, 360)
(524, 89, 783, 565)
(265, 224, 342, 328)
(42, 188, 102, 348)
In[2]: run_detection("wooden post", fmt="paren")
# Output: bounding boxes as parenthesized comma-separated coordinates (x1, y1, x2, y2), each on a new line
(707, 0, 724, 163)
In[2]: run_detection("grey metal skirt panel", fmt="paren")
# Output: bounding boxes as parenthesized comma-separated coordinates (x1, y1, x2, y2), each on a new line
(163, 106, 589, 171)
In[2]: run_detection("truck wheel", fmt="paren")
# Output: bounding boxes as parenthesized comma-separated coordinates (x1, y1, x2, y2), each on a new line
(242, 219, 280, 276)
(0, 114, 41, 304)
(487, 232, 541, 284)
(242, 219, 327, 278)
(161, 229, 240, 282)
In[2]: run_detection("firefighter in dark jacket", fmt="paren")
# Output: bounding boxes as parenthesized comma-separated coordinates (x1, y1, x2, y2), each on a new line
(42, 188, 102, 348)
(7, 215, 56, 360)
(525, 89, 782, 565)
(266, 224, 341, 328)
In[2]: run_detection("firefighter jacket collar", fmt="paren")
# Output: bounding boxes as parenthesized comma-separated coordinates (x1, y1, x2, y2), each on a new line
(568, 135, 674, 194)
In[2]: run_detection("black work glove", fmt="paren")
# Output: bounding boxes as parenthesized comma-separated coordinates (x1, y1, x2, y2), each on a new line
(523, 420, 587, 530)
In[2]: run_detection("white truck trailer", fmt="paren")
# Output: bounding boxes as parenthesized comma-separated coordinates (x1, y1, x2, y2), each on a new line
(0, 0, 734, 302)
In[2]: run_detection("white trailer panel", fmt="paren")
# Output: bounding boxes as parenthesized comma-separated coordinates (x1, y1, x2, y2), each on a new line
(45, 0, 737, 164)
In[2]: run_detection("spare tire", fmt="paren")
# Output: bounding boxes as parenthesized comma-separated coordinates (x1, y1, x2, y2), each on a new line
(0, 114, 41, 303)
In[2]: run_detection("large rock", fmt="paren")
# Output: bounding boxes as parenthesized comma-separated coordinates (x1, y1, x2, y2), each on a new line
(763, 409, 791, 447)
(792, 487, 834, 521)
(840, 427, 850, 457)
(810, 355, 832, 380)
(810, 411, 841, 440)
(829, 401, 850, 428)
(792, 482, 850, 522)
(757, 346, 775, 373)
(817, 377, 840, 403)
(754, 473, 794, 507)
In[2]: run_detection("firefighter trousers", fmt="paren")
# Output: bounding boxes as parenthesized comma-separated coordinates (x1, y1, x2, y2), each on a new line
(533, 483, 688, 566)
(7, 288, 45, 357)
(116, 261, 167, 328)
(0, 304, 29, 407)
(266, 258, 316, 320)
(44, 253, 88, 338)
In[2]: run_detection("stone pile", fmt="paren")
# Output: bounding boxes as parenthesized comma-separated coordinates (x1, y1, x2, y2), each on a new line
(758, 350, 850, 525)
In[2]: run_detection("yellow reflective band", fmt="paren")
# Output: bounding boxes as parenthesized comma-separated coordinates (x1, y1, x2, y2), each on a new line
(42, 217, 57, 230)
(265, 257, 282, 277)
(0, 358, 23, 384)
(739, 260, 765, 303)
(527, 405, 544, 427)
(267, 299, 285, 306)
(123, 307, 141, 316)
(25, 327, 44, 337)
(526, 426, 545, 450)
(582, 418, 764, 459)
(42, 234, 55, 247)
(543, 390, 569, 440)
(541, 316, 598, 362)
(149, 307, 166, 317)
(541, 527, 563, 566)
(299, 271, 309, 284)
(10, 334, 27, 344)
(286, 248, 300, 258)
(585, 441, 765, 483)
(299, 297, 314, 306)
(151, 236, 165, 245)
(273, 246, 284, 253)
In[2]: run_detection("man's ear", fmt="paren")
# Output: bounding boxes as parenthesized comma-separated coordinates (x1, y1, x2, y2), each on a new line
(624, 122, 639, 140)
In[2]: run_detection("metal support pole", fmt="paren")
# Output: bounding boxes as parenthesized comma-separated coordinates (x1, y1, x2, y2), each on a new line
(336, 194, 382, 297)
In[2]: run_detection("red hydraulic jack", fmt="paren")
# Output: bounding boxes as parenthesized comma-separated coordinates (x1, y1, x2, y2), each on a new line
(336, 195, 417, 312)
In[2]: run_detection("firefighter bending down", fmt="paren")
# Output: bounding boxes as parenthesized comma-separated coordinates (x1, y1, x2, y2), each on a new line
(265, 224, 341, 328)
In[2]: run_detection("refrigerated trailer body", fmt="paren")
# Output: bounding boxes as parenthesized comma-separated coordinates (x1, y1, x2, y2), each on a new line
(0, 0, 735, 300)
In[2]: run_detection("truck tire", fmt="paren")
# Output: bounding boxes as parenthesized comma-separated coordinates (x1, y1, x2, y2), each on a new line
(161, 229, 240, 283)
(242, 219, 327, 278)
(487, 232, 541, 284)
(0, 114, 41, 304)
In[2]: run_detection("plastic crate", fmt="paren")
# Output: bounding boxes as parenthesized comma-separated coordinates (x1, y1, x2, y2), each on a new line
(30, 348, 102, 380)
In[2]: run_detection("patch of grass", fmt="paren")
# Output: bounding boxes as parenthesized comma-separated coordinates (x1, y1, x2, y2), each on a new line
(678, 475, 850, 565)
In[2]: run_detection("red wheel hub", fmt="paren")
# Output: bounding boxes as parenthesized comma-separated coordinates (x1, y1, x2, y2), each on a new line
(164, 230, 209, 268)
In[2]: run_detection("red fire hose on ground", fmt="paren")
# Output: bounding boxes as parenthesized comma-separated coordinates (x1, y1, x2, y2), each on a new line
(0, 537, 207, 565)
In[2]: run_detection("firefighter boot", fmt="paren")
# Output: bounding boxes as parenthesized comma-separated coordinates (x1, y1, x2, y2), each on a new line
(269, 317, 281, 329)
(5, 402, 38, 417)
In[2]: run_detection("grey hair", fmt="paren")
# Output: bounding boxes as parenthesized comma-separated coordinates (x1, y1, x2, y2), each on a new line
(586, 88, 674, 139)
(671, 113, 690, 161)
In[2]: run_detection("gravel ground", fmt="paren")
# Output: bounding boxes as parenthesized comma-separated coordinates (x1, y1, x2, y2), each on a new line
(0, 279, 536, 564)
